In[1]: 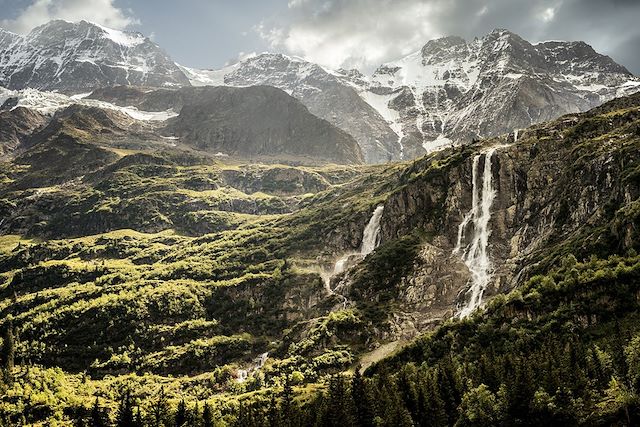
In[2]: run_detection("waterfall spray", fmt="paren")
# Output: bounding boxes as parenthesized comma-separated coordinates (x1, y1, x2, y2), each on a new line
(325, 205, 385, 308)
(332, 205, 385, 277)
(454, 148, 498, 317)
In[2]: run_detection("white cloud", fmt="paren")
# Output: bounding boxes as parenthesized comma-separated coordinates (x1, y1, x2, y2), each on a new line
(540, 6, 557, 22)
(257, 0, 448, 71)
(256, 0, 633, 73)
(224, 51, 258, 66)
(1, 0, 139, 34)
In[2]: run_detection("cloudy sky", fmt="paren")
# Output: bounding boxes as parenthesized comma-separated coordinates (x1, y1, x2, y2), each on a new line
(0, 0, 638, 73)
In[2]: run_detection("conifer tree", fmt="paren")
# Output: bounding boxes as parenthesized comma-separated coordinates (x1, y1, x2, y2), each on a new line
(90, 397, 109, 427)
(352, 368, 375, 427)
(148, 386, 171, 427)
(1, 320, 15, 385)
(116, 391, 135, 427)
(174, 399, 187, 427)
(280, 375, 296, 427)
(134, 406, 144, 427)
(327, 374, 355, 427)
(267, 392, 280, 427)
(202, 401, 214, 427)
(191, 401, 200, 427)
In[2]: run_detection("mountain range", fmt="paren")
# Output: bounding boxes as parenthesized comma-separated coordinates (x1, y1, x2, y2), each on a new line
(0, 20, 638, 163)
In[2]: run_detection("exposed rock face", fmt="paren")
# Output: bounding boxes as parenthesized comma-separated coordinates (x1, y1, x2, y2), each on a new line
(383, 243, 470, 339)
(0, 20, 189, 92)
(11, 133, 119, 189)
(1, 20, 638, 167)
(333, 94, 640, 339)
(166, 86, 364, 164)
(221, 167, 331, 196)
(0, 83, 366, 165)
(348, 29, 640, 157)
(0, 107, 47, 156)
(184, 31, 639, 163)
(180, 54, 401, 163)
(90, 85, 365, 164)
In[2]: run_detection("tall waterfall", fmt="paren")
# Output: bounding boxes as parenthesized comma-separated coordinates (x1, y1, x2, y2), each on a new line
(360, 205, 385, 256)
(454, 148, 498, 318)
(332, 205, 384, 276)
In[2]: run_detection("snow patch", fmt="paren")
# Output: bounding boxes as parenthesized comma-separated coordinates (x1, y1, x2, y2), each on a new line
(7, 88, 177, 121)
(504, 73, 524, 79)
(422, 135, 453, 153)
(94, 23, 146, 48)
(177, 63, 239, 87)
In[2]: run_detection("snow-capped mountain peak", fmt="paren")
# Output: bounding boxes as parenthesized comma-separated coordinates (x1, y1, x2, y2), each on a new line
(0, 20, 189, 92)
(181, 52, 403, 163)
(92, 22, 146, 48)
(353, 29, 640, 154)
(1, 22, 638, 164)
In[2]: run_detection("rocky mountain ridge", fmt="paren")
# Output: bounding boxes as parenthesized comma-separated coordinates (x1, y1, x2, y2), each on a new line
(0, 84, 364, 164)
(179, 54, 402, 164)
(187, 29, 640, 162)
(350, 29, 640, 153)
(1, 21, 639, 165)
(0, 20, 189, 92)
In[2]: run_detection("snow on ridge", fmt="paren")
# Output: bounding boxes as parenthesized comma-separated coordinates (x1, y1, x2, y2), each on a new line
(422, 135, 453, 153)
(5, 88, 177, 121)
(177, 63, 241, 87)
(92, 23, 146, 48)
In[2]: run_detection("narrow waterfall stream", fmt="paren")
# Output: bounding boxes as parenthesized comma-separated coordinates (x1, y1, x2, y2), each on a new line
(236, 352, 269, 383)
(326, 205, 385, 308)
(454, 148, 499, 318)
(359, 205, 385, 256)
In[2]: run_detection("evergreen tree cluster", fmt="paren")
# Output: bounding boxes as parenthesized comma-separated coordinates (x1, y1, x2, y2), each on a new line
(65, 331, 640, 427)
(72, 389, 216, 427)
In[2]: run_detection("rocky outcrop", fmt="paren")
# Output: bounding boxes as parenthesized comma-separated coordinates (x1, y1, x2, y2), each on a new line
(332, 94, 640, 340)
(350, 29, 640, 157)
(221, 167, 331, 196)
(88, 85, 365, 164)
(164, 86, 364, 164)
(0, 107, 47, 156)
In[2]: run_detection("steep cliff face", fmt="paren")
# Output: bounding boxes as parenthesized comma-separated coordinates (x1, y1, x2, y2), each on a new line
(86, 85, 365, 164)
(180, 54, 401, 164)
(0, 107, 47, 156)
(332, 94, 640, 339)
(165, 86, 364, 164)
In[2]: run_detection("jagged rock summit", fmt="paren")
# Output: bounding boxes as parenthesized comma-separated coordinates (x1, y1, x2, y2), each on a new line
(180, 53, 402, 164)
(1, 22, 639, 164)
(0, 20, 189, 92)
(346, 29, 640, 154)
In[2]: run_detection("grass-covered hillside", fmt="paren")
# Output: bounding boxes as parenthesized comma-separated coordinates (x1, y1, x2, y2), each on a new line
(0, 93, 639, 425)
(0, 126, 415, 424)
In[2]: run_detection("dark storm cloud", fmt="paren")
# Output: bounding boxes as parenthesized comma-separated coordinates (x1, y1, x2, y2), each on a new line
(260, 0, 640, 73)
